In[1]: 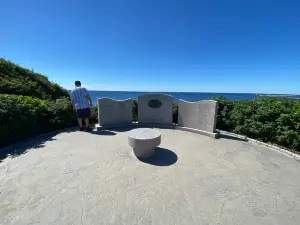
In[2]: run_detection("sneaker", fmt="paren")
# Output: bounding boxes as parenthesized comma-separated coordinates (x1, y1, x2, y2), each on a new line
(79, 127, 84, 131)
(85, 127, 91, 132)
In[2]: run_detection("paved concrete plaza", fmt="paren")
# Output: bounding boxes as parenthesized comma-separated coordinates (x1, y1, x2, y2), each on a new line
(1, 128, 300, 225)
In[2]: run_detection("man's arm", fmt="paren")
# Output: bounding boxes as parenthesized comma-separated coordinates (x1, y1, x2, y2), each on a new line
(83, 88, 93, 106)
(86, 95, 93, 106)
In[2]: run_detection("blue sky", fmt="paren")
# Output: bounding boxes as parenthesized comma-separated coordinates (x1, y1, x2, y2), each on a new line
(1, 0, 299, 94)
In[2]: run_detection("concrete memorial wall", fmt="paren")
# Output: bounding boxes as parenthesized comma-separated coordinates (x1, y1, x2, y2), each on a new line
(138, 94, 173, 125)
(97, 98, 133, 126)
(178, 100, 218, 133)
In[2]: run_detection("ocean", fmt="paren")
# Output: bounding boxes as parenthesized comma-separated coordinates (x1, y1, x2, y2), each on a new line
(87, 91, 256, 105)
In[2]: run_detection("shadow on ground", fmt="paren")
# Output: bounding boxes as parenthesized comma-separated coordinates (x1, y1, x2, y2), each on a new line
(106, 127, 133, 132)
(0, 135, 57, 162)
(89, 130, 116, 135)
(0, 128, 80, 162)
(217, 134, 248, 142)
(138, 147, 178, 166)
(0, 127, 120, 162)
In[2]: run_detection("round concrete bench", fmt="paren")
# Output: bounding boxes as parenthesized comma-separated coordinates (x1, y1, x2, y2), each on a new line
(128, 128, 161, 158)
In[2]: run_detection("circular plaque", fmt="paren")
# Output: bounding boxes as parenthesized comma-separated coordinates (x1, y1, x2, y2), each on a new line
(148, 99, 162, 109)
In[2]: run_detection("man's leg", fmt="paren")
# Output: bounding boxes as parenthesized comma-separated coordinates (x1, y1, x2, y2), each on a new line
(83, 108, 91, 131)
(78, 118, 84, 129)
(76, 109, 84, 131)
(84, 117, 90, 131)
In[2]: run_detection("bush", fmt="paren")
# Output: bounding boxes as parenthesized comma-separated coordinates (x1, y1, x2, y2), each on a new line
(214, 97, 300, 151)
(90, 105, 98, 124)
(173, 102, 178, 124)
(0, 94, 77, 147)
(213, 96, 234, 131)
(0, 58, 69, 100)
(132, 100, 138, 121)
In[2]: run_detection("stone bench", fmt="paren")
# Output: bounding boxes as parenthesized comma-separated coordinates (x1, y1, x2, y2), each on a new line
(128, 128, 161, 158)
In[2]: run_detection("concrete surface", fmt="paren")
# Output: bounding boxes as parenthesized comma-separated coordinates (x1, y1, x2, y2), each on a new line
(128, 128, 161, 158)
(97, 98, 132, 126)
(138, 94, 173, 125)
(178, 99, 218, 133)
(1, 128, 300, 225)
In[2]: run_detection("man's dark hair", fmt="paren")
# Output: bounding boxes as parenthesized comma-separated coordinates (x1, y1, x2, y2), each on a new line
(75, 80, 81, 86)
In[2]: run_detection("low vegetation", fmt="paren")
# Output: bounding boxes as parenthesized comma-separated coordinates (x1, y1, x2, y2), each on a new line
(0, 58, 76, 148)
(0, 95, 77, 147)
(0, 58, 69, 99)
(214, 97, 300, 151)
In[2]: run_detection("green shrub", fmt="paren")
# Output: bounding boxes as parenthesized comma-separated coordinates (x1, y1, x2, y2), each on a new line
(90, 105, 98, 124)
(212, 96, 234, 131)
(0, 94, 77, 147)
(173, 102, 178, 124)
(0, 58, 69, 100)
(132, 100, 138, 121)
(44, 98, 77, 129)
(214, 97, 300, 151)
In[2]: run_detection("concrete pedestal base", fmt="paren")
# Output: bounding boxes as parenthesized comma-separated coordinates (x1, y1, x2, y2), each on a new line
(128, 128, 161, 158)
(133, 147, 155, 158)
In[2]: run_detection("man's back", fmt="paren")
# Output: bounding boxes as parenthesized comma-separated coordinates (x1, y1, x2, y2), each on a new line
(71, 87, 90, 109)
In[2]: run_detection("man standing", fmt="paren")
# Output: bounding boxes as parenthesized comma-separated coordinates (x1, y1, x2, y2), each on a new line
(70, 81, 93, 131)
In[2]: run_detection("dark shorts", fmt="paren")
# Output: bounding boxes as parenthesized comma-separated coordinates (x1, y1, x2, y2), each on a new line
(76, 108, 91, 118)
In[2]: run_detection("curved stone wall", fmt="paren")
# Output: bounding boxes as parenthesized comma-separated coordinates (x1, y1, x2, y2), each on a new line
(178, 100, 218, 133)
(138, 94, 173, 125)
(97, 98, 133, 126)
